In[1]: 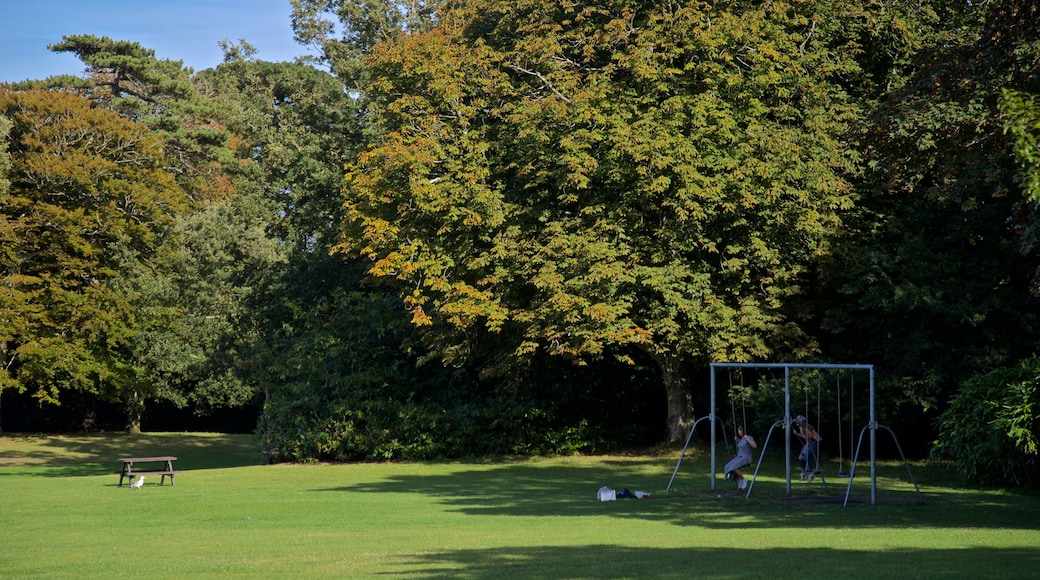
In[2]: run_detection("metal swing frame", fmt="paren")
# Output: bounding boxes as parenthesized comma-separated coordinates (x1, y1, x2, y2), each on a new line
(667, 362, 923, 506)
(836, 370, 853, 477)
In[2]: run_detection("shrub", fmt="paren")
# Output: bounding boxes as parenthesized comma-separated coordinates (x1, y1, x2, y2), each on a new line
(931, 356, 1040, 486)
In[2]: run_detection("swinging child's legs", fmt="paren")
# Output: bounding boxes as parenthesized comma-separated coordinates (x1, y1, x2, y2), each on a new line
(799, 443, 818, 482)
(724, 456, 751, 489)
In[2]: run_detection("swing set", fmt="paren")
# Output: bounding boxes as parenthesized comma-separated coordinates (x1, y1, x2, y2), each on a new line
(666, 362, 922, 506)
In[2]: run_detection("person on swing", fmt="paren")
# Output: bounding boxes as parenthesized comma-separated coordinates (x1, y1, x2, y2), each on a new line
(793, 415, 822, 482)
(724, 425, 757, 489)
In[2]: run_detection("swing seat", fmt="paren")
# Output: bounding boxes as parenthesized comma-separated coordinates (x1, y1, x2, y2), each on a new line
(837, 457, 854, 477)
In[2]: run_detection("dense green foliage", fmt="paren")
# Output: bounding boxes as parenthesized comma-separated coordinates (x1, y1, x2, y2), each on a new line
(821, 0, 1040, 410)
(12, 36, 287, 431)
(0, 89, 188, 426)
(1003, 85, 1040, 204)
(932, 356, 1040, 486)
(2, 1, 1040, 482)
(254, 258, 665, 461)
(340, 0, 866, 442)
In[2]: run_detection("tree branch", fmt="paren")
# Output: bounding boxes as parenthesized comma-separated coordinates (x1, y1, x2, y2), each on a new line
(506, 64, 572, 103)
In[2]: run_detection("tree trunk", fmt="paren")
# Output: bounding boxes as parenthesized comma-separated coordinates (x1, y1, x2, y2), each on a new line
(642, 346, 693, 443)
(126, 390, 144, 434)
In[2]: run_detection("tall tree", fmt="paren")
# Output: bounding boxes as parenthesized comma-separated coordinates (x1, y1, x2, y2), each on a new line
(194, 45, 382, 418)
(338, 0, 864, 441)
(33, 36, 289, 429)
(0, 89, 188, 428)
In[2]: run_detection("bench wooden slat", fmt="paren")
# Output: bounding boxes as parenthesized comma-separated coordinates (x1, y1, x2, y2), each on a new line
(128, 470, 182, 475)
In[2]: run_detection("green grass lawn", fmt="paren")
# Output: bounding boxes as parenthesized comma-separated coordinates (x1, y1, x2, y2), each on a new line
(1, 432, 1039, 578)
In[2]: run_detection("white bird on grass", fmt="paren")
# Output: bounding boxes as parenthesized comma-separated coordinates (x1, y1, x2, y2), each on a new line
(130, 476, 145, 489)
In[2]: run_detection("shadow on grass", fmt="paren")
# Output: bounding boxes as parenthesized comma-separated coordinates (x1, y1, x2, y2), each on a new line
(388, 545, 1040, 578)
(0, 432, 261, 477)
(318, 458, 1040, 531)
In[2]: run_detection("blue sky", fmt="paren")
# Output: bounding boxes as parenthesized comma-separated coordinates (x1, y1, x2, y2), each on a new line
(1, 0, 310, 83)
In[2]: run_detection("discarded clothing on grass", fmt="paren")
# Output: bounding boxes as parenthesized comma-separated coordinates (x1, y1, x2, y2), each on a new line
(597, 486, 649, 501)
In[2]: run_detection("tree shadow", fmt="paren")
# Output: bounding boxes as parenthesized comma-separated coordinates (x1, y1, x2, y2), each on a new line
(386, 545, 1040, 578)
(0, 432, 261, 478)
(314, 458, 1040, 531)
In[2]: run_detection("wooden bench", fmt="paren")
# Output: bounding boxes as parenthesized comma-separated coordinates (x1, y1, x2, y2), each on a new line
(118, 456, 181, 487)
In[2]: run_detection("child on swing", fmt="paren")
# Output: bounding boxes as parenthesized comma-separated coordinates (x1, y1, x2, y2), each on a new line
(723, 425, 757, 489)
(794, 415, 822, 482)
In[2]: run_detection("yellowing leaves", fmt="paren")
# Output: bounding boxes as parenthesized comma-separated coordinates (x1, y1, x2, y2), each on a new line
(340, 0, 861, 375)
